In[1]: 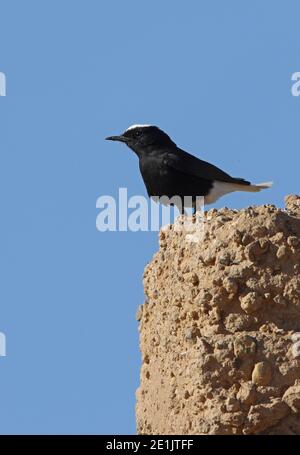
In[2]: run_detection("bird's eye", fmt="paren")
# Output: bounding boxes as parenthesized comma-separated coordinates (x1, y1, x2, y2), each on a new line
(134, 130, 142, 137)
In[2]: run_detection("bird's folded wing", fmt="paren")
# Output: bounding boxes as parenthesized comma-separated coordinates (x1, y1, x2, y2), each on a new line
(164, 149, 251, 185)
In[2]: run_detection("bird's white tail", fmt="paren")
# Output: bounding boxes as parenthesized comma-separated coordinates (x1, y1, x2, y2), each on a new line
(239, 181, 273, 193)
(205, 181, 273, 204)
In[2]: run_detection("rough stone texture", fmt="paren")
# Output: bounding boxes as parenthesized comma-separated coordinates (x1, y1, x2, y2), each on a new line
(136, 195, 300, 435)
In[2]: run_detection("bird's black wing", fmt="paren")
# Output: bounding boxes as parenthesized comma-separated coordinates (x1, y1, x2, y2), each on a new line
(163, 148, 251, 185)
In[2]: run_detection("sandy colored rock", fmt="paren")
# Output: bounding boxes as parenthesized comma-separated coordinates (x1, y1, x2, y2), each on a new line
(285, 195, 300, 217)
(292, 341, 300, 359)
(291, 333, 300, 343)
(234, 335, 257, 359)
(136, 197, 300, 435)
(240, 292, 263, 314)
(236, 382, 256, 406)
(252, 362, 272, 386)
(282, 380, 300, 412)
(243, 399, 289, 434)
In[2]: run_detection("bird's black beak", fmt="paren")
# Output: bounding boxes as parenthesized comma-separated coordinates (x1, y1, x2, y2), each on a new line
(105, 135, 128, 143)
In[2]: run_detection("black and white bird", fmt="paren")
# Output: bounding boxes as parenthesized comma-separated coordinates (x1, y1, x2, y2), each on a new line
(106, 124, 272, 212)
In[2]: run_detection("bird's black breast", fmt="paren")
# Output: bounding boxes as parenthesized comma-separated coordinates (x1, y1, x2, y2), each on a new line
(138, 152, 213, 201)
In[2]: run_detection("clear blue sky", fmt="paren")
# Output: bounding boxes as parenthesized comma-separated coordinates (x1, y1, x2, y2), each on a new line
(0, 0, 299, 434)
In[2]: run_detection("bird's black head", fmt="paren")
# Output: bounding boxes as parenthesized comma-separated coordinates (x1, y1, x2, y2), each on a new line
(106, 124, 176, 155)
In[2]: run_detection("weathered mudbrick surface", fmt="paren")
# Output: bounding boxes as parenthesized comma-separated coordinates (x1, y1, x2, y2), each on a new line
(136, 195, 300, 434)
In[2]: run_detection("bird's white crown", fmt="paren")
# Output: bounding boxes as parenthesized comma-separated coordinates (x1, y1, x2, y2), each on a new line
(125, 124, 153, 132)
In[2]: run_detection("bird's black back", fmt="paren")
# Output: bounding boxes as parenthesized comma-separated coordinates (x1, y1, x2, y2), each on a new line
(138, 142, 250, 202)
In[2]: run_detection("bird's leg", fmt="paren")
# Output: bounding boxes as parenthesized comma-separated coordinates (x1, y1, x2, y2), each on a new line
(177, 201, 187, 216)
(192, 198, 198, 216)
(193, 196, 204, 216)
